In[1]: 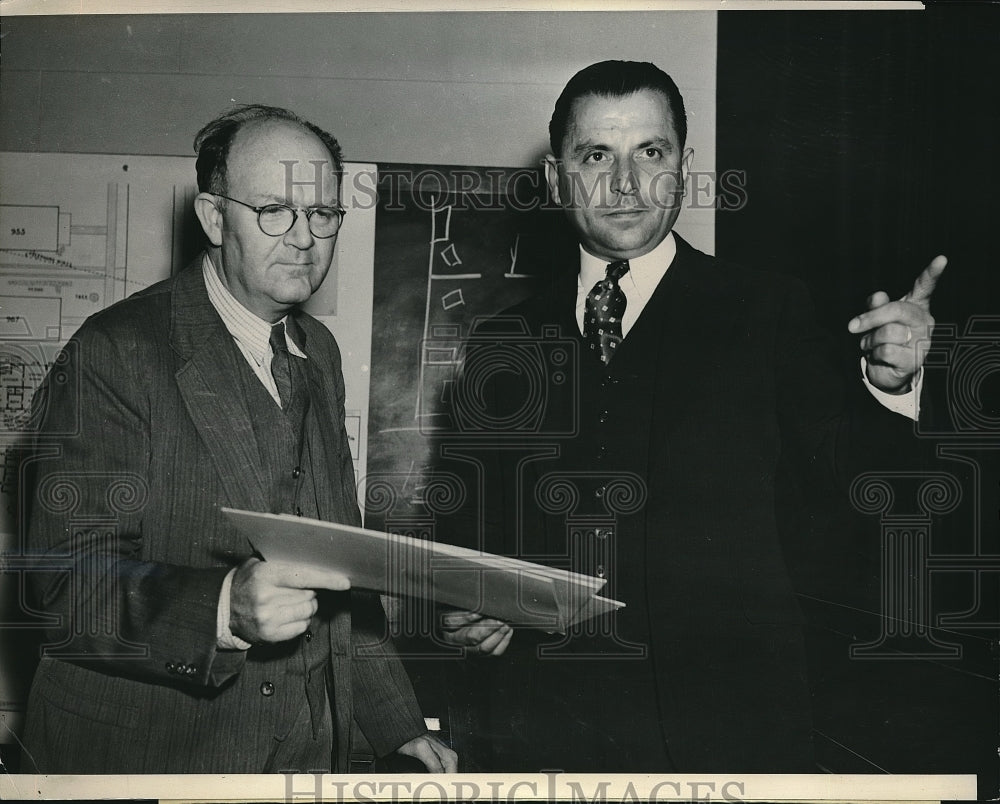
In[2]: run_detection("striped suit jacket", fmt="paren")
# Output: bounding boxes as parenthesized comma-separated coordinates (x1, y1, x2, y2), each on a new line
(22, 257, 425, 773)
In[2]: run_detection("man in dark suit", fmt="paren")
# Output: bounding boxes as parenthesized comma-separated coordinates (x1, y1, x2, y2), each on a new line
(436, 61, 944, 772)
(21, 105, 456, 774)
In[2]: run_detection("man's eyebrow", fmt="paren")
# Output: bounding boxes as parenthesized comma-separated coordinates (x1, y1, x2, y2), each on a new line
(637, 136, 673, 151)
(569, 139, 608, 158)
(255, 193, 338, 207)
(568, 135, 674, 158)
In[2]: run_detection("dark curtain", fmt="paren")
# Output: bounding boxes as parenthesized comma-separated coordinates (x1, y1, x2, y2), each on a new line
(718, 5, 999, 330)
(718, 7, 999, 796)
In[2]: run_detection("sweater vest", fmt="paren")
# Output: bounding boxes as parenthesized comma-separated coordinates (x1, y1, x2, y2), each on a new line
(236, 350, 338, 741)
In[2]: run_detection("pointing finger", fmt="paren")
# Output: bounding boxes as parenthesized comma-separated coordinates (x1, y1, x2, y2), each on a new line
(849, 300, 923, 335)
(266, 562, 351, 591)
(904, 255, 947, 305)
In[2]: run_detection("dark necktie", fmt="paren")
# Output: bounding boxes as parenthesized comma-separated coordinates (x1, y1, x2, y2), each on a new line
(584, 260, 630, 365)
(269, 321, 292, 409)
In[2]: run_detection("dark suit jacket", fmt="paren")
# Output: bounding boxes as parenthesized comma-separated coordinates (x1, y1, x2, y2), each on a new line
(441, 233, 912, 772)
(22, 258, 425, 773)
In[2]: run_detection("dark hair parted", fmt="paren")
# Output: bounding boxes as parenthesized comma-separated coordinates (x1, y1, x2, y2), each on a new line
(548, 61, 688, 156)
(193, 104, 344, 194)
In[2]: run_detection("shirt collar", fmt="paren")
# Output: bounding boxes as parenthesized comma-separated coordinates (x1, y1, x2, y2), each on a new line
(578, 231, 677, 299)
(202, 253, 307, 363)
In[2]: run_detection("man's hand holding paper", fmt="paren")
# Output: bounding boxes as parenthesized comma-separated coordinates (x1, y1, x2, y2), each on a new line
(222, 508, 622, 635)
(230, 557, 351, 644)
(440, 611, 514, 656)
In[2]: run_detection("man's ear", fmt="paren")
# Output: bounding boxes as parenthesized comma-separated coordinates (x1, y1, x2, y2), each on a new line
(194, 192, 224, 247)
(680, 147, 694, 194)
(543, 154, 563, 207)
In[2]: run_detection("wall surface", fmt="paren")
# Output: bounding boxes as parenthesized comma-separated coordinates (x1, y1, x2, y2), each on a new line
(0, 12, 716, 170)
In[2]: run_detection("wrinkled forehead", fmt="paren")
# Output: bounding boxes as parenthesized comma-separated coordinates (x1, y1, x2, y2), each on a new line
(227, 120, 339, 204)
(564, 89, 680, 147)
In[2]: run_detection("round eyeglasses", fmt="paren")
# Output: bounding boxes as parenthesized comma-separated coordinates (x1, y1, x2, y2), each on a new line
(214, 193, 345, 239)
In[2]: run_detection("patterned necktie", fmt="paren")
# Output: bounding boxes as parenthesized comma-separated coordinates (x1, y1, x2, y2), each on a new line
(584, 260, 630, 365)
(269, 321, 293, 409)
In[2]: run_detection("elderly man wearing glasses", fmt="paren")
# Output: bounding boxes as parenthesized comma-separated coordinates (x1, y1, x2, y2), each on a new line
(21, 104, 456, 775)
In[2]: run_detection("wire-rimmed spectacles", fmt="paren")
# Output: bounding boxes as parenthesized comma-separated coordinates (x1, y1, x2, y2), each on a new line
(214, 193, 345, 238)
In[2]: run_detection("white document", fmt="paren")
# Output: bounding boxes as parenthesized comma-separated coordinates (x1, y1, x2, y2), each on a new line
(222, 507, 624, 633)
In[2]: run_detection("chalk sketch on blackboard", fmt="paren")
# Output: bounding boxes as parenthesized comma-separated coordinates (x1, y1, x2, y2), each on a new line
(441, 288, 465, 311)
(439, 243, 462, 267)
(506, 233, 532, 279)
(367, 165, 551, 528)
(431, 202, 452, 245)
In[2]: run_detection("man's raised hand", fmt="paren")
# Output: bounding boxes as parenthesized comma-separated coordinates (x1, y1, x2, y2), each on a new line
(847, 255, 947, 393)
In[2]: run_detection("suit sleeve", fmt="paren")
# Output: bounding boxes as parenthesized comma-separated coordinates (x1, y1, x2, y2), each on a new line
(349, 591, 427, 757)
(316, 326, 428, 756)
(25, 320, 245, 689)
(774, 276, 920, 489)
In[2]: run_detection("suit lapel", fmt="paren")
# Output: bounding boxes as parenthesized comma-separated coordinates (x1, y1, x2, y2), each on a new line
(538, 242, 587, 342)
(295, 313, 361, 527)
(544, 234, 732, 370)
(638, 235, 743, 416)
(302, 328, 342, 468)
(542, 233, 742, 393)
(170, 258, 270, 513)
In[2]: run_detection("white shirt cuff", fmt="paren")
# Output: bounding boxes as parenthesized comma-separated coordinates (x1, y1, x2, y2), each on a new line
(217, 567, 252, 651)
(860, 357, 921, 421)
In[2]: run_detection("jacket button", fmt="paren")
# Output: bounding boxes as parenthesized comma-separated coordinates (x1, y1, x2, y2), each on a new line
(292, 466, 302, 479)
(304, 630, 313, 643)
(596, 564, 606, 578)
(186, 665, 198, 675)
(165, 662, 176, 673)
(598, 410, 610, 423)
(295, 507, 303, 516)
(260, 681, 275, 696)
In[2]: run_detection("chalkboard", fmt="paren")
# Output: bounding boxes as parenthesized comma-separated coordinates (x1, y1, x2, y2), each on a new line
(364, 164, 567, 531)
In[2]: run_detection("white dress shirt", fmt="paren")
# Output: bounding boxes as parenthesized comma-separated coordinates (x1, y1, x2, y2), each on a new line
(202, 254, 307, 406)
(575, 231, 677, 337)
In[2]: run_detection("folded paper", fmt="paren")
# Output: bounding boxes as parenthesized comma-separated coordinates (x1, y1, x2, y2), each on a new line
(222, 507, 624, 633)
